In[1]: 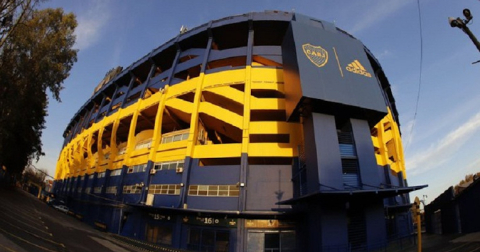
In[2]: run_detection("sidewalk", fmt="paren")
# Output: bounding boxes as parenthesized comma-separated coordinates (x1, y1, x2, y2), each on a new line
(404, 232, 480, 252)
(0, 233, 28, 252)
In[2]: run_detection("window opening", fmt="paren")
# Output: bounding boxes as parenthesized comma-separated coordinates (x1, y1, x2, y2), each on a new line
(187, 228, 230, 252)
(123, 184, 142, 194)
(161, 130, 190, 144)
(148, 184, 181, 195)
(146, 224, 173, 245)
(127, 164, 147, 173)
(110, 169, 122, 176)
(154, 160, 184, 171)
(336, 119, 361, 189)
(188, 185, 239, 197)
(106, 186, 117, 194)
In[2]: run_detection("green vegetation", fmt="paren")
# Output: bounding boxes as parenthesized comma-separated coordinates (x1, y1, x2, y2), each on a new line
(0, 0, 78, 178)
(454, 172, 480, 195)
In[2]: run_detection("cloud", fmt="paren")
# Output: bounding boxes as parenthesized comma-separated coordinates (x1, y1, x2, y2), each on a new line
(374, 50, 393, 60)
(348, 0, 411, 34)
(74, 1, 112, 50)
(401, 118, 416, 152)
(406, 112, 480, 176)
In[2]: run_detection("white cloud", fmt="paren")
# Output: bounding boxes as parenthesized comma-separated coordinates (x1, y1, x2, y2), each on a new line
(349, 0, 411, 34)
(406, 112, 480, 176)
(74, 1, 112, 50)
(374, 49, 392, 60)
(401, 118, 415, 152)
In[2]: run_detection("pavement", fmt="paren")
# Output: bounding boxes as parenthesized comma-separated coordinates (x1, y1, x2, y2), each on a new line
(0, 185, 147, 252)
(402, 232, 480, 252)
(1, 183, 479, 252)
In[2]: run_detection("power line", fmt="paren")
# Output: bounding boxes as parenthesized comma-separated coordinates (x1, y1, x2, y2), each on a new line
(405, 0, 424, 154)
(29, 164, 53, 179)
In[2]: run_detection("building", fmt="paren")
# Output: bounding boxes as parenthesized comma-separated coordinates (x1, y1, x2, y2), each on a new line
(425, 175, 480, 235)
(53, 11, 426, 251)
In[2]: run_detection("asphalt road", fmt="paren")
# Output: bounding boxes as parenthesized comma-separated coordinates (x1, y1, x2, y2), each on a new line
(0, 187, 140, 252)
(413, 232, 480, 252)
(2, 186, 479, 252)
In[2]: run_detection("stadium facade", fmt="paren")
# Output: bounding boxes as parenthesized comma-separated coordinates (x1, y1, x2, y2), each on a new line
(53, 11, 426, 251)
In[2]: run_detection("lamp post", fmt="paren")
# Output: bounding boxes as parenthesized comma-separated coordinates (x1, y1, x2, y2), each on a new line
(449, 9, 480, 53)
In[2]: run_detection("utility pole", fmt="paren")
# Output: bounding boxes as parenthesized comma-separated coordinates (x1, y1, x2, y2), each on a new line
(412, 196, 422, 252)
(448, 9, 480, 54)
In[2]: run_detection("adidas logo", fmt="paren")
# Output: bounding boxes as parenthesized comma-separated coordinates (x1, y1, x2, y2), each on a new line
(346, 60, 372, 78)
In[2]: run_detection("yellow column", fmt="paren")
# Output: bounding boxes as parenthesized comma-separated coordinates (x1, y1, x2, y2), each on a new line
(241, 65, 252, 154)
(149, 86, 169, 161)
(108, 109, 123, 170)
(124, 99, 144, 167)
(95, 116, 108, 173)
(389, 109, 406, 178)
(73, 141, 80, 177)
(186, 73, 207, 157)
(79, 136, 88, 177)
(376, 116, 388, 166)
(86, 131, 94, 174)
(67, 146, 74, 179)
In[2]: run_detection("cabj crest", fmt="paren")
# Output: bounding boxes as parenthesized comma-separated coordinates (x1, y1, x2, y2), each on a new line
(302, 43, 328, 67)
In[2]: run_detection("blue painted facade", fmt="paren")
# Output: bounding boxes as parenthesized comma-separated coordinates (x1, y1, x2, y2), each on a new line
(53, 11, 426, 251)
(425, 178, 480, 235)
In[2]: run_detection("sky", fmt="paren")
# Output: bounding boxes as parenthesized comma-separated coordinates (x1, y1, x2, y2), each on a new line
(35, 0, 480, 206)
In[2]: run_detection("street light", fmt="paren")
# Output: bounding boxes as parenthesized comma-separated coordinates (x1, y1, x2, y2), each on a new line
(448, 9, 480, 54)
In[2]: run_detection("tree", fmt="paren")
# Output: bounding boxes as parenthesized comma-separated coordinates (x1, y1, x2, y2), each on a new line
(23, 165, 46, 185)
(0, 0, 42, 49)
(0, 5, 77, 177)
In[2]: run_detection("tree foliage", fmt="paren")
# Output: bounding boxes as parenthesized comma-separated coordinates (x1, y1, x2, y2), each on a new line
(1, 0, 37, 47)
(0, 2, 77, 177)
(23, 165, 46, 186)
(453, 172, 480, 195)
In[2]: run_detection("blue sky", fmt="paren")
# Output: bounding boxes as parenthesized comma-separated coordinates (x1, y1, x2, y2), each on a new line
(37, 0, 480, 205)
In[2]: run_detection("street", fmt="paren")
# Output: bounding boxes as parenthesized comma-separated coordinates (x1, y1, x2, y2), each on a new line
(0, 187, 140, 252)
(2, 186, 480, 252)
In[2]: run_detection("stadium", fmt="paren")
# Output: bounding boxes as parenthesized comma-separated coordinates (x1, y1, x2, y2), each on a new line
(53, 11, 425, 251)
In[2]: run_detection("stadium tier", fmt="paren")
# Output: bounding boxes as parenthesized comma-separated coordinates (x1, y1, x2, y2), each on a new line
(54, 11, 425, 251)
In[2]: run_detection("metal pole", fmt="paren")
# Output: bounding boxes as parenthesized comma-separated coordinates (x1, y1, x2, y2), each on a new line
(417, 213, 422, 252)
(461, 25, 480, 53)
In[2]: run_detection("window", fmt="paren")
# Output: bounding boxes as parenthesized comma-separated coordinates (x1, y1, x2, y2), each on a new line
(188, 185, 239, 197)
(85, 187, 91, 194)
(148, 184, 181, 195)
(161, 132, 189, 144)
(383, 122, 392, 132)
(77, 187, 82, 193)
(154, 160, 184, 171)
(81, 177, 85, 181)
(98, 172, 106, 178)
(88, 174, 94, 179)
(93, 187, 102, 194)
(106, 186, 117, 194)
(123, 185, 142, 194)
(188, 228, 230, 252)
(146, 224, 173, 245)
(337, 121, 360, 189)
(118, 147, 127, 155)
(247, 230, 296, 252)
(135, 139, 152, 150)
(110, 169, 122, 176)
(127, 164, 147, 173)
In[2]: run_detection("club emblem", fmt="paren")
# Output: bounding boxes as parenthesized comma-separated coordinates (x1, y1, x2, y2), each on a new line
(302, 43, 328, 67)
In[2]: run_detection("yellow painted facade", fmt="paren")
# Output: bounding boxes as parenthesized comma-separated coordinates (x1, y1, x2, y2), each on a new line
(56, 67, 404, 180)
